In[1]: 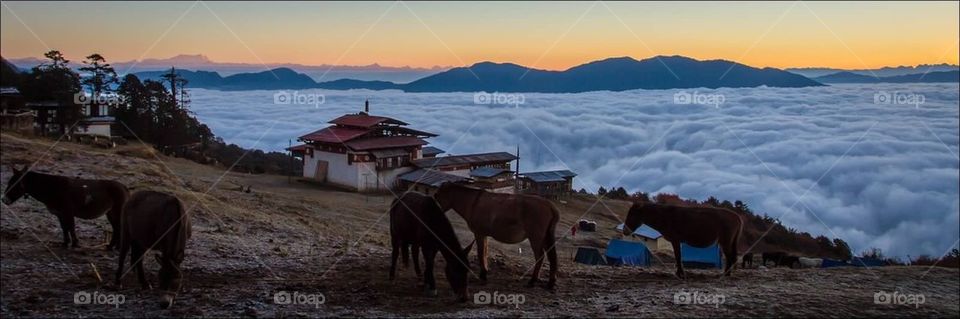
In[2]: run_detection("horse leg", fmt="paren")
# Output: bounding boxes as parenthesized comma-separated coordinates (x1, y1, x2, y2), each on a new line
(70, 225, 80, 248)
(115, 239, 130, 287)
(476, 235, 488, 284)
(107, 207, 121, 250)
(412, 244, 422, 278)
(671, 241, 686, 279)
(131, 244, 151, 290)
(390, 242, 400, 280)
(55, 213, 72, 248)
(527, 239, 545, 288)
(400, 244, 410, 269)
(723, 245, 737, 277)
(544, 232, 558, 290)
(423, 248, 438, 297)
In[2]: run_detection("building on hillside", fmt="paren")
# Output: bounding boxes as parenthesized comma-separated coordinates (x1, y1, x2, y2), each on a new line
(518, 169, 577, 198)
(290, 101, 522, 193)
(27, 101, 77, 136)
(396, 168, 469, 195)
(616, 223, 674, 253)
(76, 93, 117, 137)
(288, 102, 437, 191)
(402, 151, 518, 193)
(0, 87, 33, 135)
(421, 146, 444, 158)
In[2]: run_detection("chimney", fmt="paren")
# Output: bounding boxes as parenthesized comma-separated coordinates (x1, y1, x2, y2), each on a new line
(364, 100, 370, 113)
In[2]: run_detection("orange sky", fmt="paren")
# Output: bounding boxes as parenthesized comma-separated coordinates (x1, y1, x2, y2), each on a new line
(1, 1, 958, 70)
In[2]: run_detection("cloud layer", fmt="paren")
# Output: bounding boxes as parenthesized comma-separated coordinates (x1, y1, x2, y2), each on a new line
(188, 83, 959, 258)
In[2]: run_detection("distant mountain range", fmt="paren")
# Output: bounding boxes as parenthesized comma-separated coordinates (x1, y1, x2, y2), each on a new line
(10, 54, 956, 92)
(6, 54, 447, 83)
(814, 71, 960, 84)
(131, 55, 824, 92)
(402, 56, 821, 92)
(787, 64, 959, 78)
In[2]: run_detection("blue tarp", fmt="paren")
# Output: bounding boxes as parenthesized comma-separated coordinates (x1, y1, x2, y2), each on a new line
(605, 239, 652, 266)
(615, 224, 663, 239)
(821, 259, 848, 268)
(574, 247, 607, 265)
(680, 242, 722, 269)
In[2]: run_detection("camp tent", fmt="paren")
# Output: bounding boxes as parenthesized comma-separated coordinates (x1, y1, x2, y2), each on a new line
(574, 247, 607, 265)
(680, 242, 722, 269)
(605, 239, 652, 266)
(820, 258, 849, 268)
(615, 223, 673, 252)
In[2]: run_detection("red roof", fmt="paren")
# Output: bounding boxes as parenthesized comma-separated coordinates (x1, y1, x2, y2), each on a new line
(328, 114, 407, 128)
(345, 136, 427, 151)
(300, 126, 370, 143)
(287, 144, 310, 152)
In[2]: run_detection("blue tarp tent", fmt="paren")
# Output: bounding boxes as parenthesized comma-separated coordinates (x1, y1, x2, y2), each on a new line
(821, 259, 849, 268)
(574, 247, 607, 265)
(680, 242, 722, 269)
(605, 239, 652, 266)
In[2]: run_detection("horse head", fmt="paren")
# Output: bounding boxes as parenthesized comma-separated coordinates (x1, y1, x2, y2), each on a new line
(444, 240, 474, 302)
(433, 181, 472, 212)
(155, 253, 184, 309)
(2, 165, 29, 205)
(622, 201, 651, 235)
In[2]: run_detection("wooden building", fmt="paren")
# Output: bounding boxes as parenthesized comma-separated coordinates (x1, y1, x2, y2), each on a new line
(289, 102, 437, 191)
(0, 87, 33, 135)
(27, 101, 78, 136)
(518, 169, 577, 198)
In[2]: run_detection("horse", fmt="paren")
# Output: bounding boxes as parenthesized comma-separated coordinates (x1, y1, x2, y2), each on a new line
(742, 252, 754, 268)
(389, 192, 473, 301)
(433, 182, 560, 289)
(115, 191, 192, 309)
(622, 202, 743, 278)
(2, 166, 129, 248)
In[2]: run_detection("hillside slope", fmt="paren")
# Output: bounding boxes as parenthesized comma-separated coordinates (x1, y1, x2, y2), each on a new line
(0, 133, 957, 317)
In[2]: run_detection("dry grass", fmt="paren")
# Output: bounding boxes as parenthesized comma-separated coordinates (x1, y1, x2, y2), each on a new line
(0, 133, 957, 317)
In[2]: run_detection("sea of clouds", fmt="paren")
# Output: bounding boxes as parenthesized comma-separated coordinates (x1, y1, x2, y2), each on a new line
(188, 83, 959, 259)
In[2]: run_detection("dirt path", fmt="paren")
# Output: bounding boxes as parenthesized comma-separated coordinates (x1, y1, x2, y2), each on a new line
(1, 133, 958, 317)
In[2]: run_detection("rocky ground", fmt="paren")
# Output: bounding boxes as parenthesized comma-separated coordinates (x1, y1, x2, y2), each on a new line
(1, 133, 958, 317)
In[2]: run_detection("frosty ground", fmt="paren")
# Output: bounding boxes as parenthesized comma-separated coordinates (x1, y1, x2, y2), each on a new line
(1, 133, 957, 317)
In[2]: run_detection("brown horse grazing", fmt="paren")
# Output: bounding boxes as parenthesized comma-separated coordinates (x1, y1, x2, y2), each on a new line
(433, 182, 560, 290)
(622, 202, 743, 278)
(115, 191, 192, 309)
(389, 192, 473, 302)
(2, 166, 129, 249)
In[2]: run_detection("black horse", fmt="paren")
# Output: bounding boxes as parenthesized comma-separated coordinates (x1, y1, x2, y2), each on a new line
(3, 166, 129, 248)
(389, 192, 473, 302)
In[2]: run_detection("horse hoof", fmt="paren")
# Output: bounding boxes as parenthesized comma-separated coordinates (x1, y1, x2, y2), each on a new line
(545, 282, 557, 291)
(424, 289, 438, 297)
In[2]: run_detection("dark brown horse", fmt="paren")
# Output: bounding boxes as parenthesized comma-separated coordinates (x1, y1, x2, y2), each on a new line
(389, 192, 473, 302)
(115, 190, 192, 309)
(433, 182, 560, 289)
(622, 202, 743, 278)
(2, 166, 129, 248)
